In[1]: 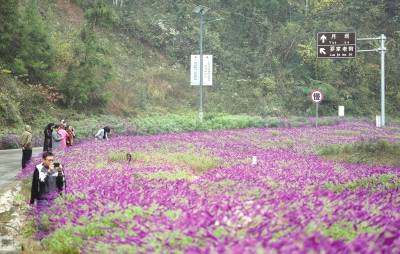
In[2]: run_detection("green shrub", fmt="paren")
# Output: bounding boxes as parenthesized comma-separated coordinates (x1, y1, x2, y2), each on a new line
(324, 174, 400, 193)
(108, 150, 129, 162)
(165, 209, 182, 221)
(0, 93, 21, 126)
(265, 117, 283, 128)
(316, 117, 340, 126)
(168, 152, 220, 174)
(107, 147, 220, 176)
(319, 140, 400, 166)
(144, 170, 196, 181)
(42, 227, 83, 254)
(132, 112, 267, 134)
(43, 206, 145, 253)
(306, 220, 381, 242)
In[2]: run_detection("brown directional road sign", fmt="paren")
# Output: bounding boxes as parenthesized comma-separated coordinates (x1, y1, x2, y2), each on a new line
(317, 32, 356, 58)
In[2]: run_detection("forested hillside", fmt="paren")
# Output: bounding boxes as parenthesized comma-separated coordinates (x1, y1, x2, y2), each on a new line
(1, 0, 399, 127)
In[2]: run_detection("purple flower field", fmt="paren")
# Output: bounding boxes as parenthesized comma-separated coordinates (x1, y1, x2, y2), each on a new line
(20, 121, 400, 253)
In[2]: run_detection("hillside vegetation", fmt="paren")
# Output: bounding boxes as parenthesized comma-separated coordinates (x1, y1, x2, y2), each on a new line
(0, 0, 399, 128)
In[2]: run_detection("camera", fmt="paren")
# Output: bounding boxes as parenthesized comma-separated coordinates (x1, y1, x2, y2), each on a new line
(54, 162, 60, 168)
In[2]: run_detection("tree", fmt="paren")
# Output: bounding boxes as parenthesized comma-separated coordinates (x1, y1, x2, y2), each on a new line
(0, 0, 21, 70)
(85, 0, 115, 29)
(59, 27, 112, 108)
(14, 0, 56, 83)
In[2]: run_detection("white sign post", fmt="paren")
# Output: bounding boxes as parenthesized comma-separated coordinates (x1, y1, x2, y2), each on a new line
(251, 156, 257, 166)
(311, 90, 323, 127)
(376, 115, 381, 127)
(191, 55, 213, 86)
(338, 106, 345, 117)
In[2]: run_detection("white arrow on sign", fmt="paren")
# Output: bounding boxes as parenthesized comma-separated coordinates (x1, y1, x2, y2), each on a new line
(320, 35, 327, 43)
(319, 48, 326, 55)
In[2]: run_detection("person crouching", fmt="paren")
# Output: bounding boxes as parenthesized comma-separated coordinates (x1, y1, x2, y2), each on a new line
(95, 126, 111, 140)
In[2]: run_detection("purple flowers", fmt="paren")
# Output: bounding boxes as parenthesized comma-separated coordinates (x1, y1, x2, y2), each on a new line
(20, 121, 400, 253)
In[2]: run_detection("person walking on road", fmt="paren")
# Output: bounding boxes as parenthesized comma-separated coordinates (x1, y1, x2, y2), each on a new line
(21, 125, 33, 169)
(43, 123, 54, 152)
(51, 125, 62, 150)
(95, 126, 111, 140)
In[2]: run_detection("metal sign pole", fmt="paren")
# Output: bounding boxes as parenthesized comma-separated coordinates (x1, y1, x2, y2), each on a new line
(199, 10, 204, 122)
(316, 102, 319, 128)
(311, 90, 322, 127)
(380, 34, 386, 127)
(317, 32, 387, 127)
(305, 0, 309, 16)
(357, 34, 386, 127)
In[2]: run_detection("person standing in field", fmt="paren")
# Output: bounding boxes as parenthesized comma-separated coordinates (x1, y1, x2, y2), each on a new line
(66, 125, 76, 146)
(21, 125, 33, 169)
(60, 119, 67, 129)
(95, 126, 111, 140)
(43, 123, 54, 152)
(57, 124, 69, 151)
(51, 125, 62, 150)
(30, 152, 65, 206)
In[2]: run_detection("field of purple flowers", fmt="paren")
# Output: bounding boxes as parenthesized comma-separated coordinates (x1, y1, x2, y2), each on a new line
(20, 121, 400, 253)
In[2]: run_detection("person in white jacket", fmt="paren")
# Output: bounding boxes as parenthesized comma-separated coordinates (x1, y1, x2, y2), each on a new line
(95, 126, 111, 140)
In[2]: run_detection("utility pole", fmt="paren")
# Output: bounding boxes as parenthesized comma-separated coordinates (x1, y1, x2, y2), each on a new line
(380, 34, 386, 127)
(357, 34, 386, 127)
(193, 6, 209, 122)
(199, 9, 204, 122)
(305, 0, 309, 16)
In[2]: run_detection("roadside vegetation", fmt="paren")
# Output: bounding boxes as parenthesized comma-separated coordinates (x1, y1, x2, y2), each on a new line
(319, 140, 400, 167)
(0, 112, 342, 149)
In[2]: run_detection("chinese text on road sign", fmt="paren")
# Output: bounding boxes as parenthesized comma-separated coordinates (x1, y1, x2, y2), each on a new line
(311, 90, 323, 103)
(317, 32, 356, 58)
(190, 55, 213, 86)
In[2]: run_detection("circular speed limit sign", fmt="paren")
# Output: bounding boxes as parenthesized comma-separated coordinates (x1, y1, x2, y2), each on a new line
(311, 90, 323, 103)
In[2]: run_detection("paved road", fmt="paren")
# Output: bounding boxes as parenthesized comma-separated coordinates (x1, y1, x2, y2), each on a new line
(0, 147, 42, 192)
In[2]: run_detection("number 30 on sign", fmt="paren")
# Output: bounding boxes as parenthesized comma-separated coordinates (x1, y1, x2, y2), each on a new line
(311, 90, 323, 103)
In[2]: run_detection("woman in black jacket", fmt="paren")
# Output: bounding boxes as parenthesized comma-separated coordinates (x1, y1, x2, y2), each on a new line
(43, 123, 54, 152)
